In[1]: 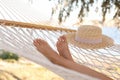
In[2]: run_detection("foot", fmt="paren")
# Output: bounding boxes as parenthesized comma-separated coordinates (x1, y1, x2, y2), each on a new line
(33, 38, 59, 62)
(56, 35, 74, 61)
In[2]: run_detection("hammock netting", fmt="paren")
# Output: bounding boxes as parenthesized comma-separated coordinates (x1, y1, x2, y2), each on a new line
(0, 0, 120, 80)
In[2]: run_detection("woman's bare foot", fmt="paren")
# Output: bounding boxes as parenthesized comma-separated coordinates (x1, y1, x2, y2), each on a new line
(56, 35, 74, 61)
(33, 38, 59, 63)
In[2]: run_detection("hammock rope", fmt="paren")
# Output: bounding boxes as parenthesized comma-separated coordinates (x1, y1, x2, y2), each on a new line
(0, 20, 100, 80)
(0, 0, 41, 22)
(0, 20, 120, 80)
(0, 0, 120, 79)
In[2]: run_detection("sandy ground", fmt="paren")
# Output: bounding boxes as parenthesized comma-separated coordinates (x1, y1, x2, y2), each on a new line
(0, 57, 120, 80)
(0, 58, 63, 80)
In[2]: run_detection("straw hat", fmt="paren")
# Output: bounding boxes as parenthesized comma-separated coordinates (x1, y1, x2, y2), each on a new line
(65, 25, 114, 49)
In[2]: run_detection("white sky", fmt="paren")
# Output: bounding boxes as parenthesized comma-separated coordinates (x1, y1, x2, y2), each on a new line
(27, 0, 117, 27)
(30, 0, 52, 19)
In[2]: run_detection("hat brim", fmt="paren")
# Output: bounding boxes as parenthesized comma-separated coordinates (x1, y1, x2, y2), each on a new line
(65, 32, 114, 49)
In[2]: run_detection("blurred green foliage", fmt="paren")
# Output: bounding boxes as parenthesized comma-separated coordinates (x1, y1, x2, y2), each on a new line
(0, 51, 19, 61)
(49, 0, 120, 23)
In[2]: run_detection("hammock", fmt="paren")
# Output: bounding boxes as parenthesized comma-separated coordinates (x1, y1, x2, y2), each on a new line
(0, 20, 120, 80)
(0, 0, 120, 80)
(0, 20, 98, 80)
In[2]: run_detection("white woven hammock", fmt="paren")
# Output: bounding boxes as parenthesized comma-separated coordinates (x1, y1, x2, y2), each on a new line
(0, 0, 120, 80)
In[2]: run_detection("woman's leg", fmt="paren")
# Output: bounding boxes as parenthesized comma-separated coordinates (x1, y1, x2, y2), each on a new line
(56, 35, 74, 61)
(33, 38, 59, 63)
(33, 38, 113, 80)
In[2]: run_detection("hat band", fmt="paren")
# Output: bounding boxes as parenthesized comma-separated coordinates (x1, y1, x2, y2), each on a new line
(75, 36, 102, 44)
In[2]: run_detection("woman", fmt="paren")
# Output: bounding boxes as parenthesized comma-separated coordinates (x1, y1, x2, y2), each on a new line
(33, 35, 113, 80)
(34, 25, 114, 80)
